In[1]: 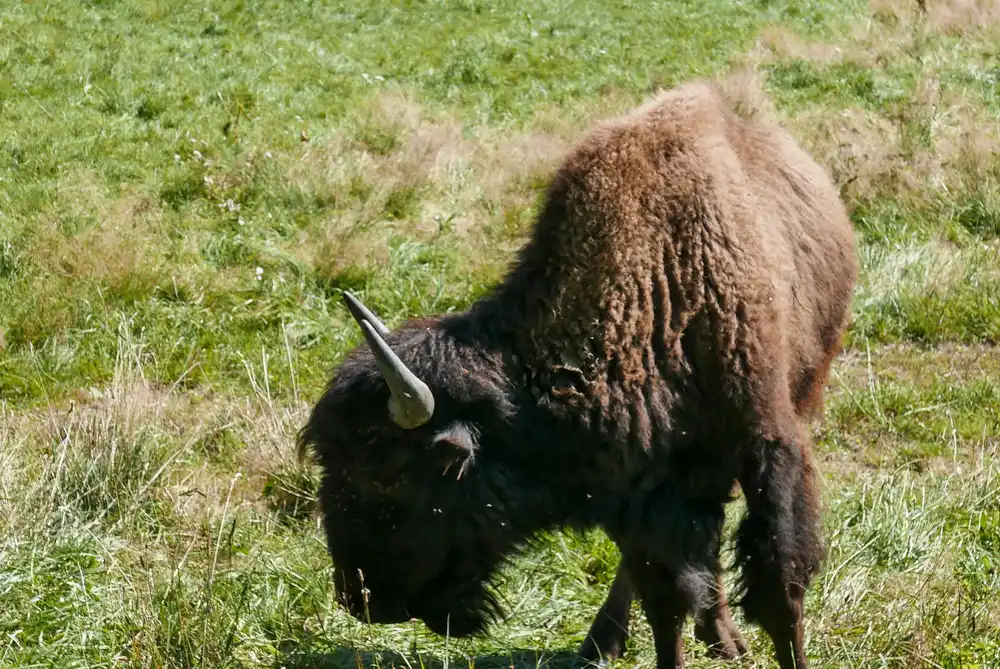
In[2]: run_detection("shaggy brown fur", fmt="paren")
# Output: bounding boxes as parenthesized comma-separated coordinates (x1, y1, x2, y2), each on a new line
(299, 81, 858, 669)
(480, 82, 854, 441)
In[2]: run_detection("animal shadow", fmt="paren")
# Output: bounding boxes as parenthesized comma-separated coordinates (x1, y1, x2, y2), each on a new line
(278, 645, 586, 669)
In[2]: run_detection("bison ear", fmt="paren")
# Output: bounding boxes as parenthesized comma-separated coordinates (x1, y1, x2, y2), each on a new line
(432, 422, 479, 480)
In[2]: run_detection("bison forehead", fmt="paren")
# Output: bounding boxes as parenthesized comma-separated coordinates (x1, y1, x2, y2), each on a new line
(329, 330, 510, 412)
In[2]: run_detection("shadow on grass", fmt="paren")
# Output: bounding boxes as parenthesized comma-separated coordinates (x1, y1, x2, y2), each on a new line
(279, 645, 584, 669)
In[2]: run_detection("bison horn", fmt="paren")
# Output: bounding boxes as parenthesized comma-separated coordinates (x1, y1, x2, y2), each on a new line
(342, 292, 435, 429)
(357, 320, 435, 429)
(342, 290, 391, 338)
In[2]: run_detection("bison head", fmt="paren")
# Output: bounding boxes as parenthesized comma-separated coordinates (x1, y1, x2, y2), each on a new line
(298, 292, 530, 637)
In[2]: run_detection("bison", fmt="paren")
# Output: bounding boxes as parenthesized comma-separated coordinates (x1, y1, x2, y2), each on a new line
(298, 80, 858, 669)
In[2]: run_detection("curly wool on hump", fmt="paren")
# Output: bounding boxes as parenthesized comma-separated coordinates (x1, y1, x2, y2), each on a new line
(477, 80, 857, 449)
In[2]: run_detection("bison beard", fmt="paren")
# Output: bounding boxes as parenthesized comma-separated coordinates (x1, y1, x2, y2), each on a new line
(298, 81, 858, 669)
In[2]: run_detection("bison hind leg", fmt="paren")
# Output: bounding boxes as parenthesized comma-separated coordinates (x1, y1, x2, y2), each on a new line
(734, 426, 824, 669)
(692, 570, 749, 661)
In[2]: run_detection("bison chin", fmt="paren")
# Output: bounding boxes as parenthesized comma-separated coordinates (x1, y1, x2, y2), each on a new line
(336, 563, 504, 638)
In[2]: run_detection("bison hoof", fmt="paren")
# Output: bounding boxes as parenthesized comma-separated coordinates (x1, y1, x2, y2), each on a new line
(575, 638, 623, 668)
(574, 655, 610, 669)
(694, 617, 750, 661)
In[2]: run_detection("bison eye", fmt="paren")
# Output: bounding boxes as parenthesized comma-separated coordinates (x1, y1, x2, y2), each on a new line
(549, 364, 589, 398)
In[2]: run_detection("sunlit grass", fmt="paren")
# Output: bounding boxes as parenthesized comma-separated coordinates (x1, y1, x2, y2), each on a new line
(2, 0, 1000, 667)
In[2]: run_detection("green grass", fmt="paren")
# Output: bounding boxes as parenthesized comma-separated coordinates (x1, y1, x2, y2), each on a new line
(2, 0, 1000, 667)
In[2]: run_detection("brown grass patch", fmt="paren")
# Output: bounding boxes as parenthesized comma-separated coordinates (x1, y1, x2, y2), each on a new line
(795, 106, 905, 202)
(752, 24, 868, 66)
(4, 324, 197, 530)
(928, 0, 1000, 34)
(746, 0, 1000, 75)
(353, 88, 570, 214)
(874, 0, 1000, 35)
(784, 69, 1000, 208)
(716, 65, 779, 123)
(831, 341, 1000, 395)
(285, 88, 570, 280)
(28, 169, 167, 294)
(0, 404, 27, 525)
(6, 324, 317, 530)
(729, 22, 941, 206)
(32, 217, 163, 290)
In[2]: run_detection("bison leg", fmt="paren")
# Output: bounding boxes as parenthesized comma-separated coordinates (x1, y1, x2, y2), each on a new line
(578, 551, 747, 666)
(579, 559, 748, 666)
(615, 495, 728, 669)
(577, 563, 633, 666)
(693, 569, 749, 660)
(735, 428, 823, 669)
(690, 494, 748, 661)
(622, 555, 688, 669)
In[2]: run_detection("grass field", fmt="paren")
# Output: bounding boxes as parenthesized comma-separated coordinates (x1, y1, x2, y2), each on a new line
(2, 0, 1000, 667)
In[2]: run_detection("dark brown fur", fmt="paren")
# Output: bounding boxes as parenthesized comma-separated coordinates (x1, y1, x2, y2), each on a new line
(299, 81, 858, 669)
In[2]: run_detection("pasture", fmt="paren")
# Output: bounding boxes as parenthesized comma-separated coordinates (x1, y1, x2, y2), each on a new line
(1, 0, 999, 667)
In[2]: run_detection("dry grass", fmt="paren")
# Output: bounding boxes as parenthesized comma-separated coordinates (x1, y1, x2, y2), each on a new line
(32, 213, 164, 288)
(13, 169, 171, 346)
(715, 66, 779, 123)
(752, 25, 869, 66)
(799, 106, 906, 203)
(723, 2, 1000, 220)
(713, 56, 1000, 230)
(23, 322, 189, 527)
(3, 323, 315, 540)
(753, 0, 1000, 72)
(781, 73, 1000, 215)
(0, 405, 28, 530)
(874, 0, 1000, 35)
(286, 89, 570, 283)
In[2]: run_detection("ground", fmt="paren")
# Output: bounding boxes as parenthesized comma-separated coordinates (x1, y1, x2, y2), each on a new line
(1, 0, 999, 667)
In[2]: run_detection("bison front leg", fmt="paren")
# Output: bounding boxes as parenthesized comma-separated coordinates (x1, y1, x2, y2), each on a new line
(621, 555, 688, 669)
(735, 427, 823, 669)
(615, 497, 727, 669)
(579, 558, 748, 666)
(577, 563, 633, 666)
